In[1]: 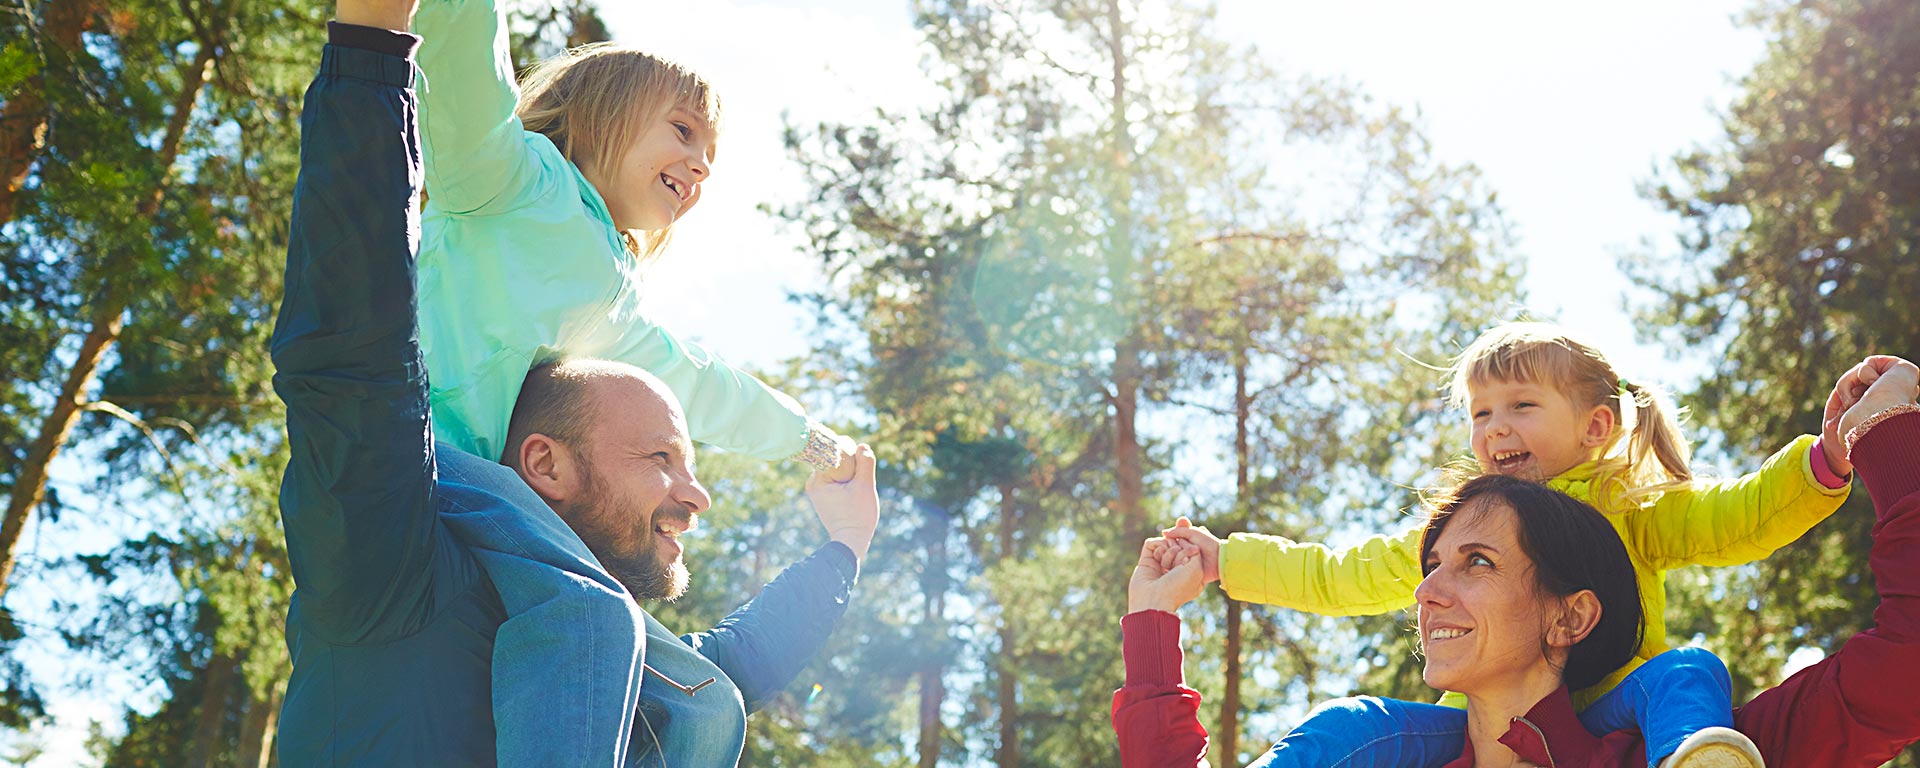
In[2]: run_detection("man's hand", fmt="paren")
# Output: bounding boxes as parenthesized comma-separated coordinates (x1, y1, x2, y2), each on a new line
(337, 0, 417, 31)
(806, 443, 878, 561)
(1837, 356, 1920, 444)
(1128, 538, 1205, 615)
(1160, 517, 1222, 584)
(821, 434, 861, 484)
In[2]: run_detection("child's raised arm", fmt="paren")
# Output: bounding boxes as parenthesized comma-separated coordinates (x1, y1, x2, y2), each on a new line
(413, 0, 541, 214)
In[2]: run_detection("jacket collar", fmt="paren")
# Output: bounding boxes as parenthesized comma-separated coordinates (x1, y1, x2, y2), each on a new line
(1442, 685, 1605, 768)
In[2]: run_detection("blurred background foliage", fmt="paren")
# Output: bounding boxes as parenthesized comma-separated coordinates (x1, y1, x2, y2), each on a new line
(0, 0, 1913, 765)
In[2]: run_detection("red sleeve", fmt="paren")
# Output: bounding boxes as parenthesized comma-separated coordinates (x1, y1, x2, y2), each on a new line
(1112, 610, 1210, 768)
(1735, 412, 1920, 767)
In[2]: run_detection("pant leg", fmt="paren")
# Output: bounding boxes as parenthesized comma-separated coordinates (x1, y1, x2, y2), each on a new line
(1248, 696, 1466, 768)
(436, 445, 646, 767)
(1577, 647, 1735, 767)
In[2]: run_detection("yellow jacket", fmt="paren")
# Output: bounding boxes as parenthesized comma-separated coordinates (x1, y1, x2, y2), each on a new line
(1218, 434, 1849, 704)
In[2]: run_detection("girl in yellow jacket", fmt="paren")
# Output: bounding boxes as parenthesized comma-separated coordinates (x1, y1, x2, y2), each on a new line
(1164, 322, 1856, 768)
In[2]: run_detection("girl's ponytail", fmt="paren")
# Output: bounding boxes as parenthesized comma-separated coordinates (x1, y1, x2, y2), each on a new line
(1610, 380, 1693, 505)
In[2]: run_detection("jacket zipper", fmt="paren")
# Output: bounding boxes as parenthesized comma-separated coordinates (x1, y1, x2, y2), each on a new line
(1513, 716, 1556, 767)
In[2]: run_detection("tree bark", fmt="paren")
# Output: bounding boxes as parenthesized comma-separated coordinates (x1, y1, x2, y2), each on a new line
(994, 482, 1020, 768)
(1102, 0, 1145, 541)
(1220, 358, 1251, 762)
(0, 43, 214, 602)
(0, 0, 102, 224)
(187, 652, 238, 767)
(916, 511, 948, 768)
(235, 676, 284, 768)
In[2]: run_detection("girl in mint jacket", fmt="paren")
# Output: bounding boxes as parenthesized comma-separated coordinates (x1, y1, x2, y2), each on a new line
(412, 0, 848, 470)
(397, 0, 855, 763)
(1165, 322, 1856, 768)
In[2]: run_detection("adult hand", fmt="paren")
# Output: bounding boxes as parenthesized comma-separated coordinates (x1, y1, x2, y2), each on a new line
(807, 443, 878, 561)
(821, 434, 861, 484)
(1160, 517, 1222, 584)
(336, 0, 417, 31)
(1837, 356, 1920, 442)
(1128, 538, 1205, 615)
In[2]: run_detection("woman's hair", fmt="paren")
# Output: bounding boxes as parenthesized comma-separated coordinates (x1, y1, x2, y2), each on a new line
(1420, 474, 1644, 691)
(1444, 321, 1694, 507)
(516, 43, 722, 261)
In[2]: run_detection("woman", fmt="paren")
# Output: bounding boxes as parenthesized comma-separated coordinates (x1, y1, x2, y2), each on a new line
(1115, 355, 1920, 768)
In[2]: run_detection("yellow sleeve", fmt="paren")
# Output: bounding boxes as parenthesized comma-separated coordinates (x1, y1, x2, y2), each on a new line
(1623, 434, 1850, 571)
(1217, 524, 1424, 616)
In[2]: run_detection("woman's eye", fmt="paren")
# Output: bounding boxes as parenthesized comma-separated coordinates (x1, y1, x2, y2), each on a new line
(1469, 553, 1493, 568)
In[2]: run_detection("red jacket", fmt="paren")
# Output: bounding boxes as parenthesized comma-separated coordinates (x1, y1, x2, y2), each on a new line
(1113, 412, 1920, 768)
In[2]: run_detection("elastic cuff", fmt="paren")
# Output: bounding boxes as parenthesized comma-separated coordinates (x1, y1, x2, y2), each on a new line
(319, 41, 417, 88)
(816, 540, 860, 584)
(1809, 436, 1851, 489)
(1121, 610, 1186, 687)
(1852, 411, 1920, 512)
(327, 21, 421, 59)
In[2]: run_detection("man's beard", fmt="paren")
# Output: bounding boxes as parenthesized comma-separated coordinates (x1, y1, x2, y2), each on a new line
(569, 472, 691, 601)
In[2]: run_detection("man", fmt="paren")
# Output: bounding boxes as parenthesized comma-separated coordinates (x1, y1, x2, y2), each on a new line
(269, 7, 878, 765)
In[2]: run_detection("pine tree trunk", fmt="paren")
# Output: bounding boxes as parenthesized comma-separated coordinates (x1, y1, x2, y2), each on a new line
(0, 0, 102, 224)
(1101, 0, 1144, 540)
(917, 509, 949, 768)
(187, 653, 238, 767)
(1220, 358, 1251, 762)
(995, 483, 1020, 768)
(0, 43, 213, 601)
(235, 677, 284, 768)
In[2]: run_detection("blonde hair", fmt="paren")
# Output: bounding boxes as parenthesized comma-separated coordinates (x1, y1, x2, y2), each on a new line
(1443, 322, 1694, 508)
(516, 43, 723, 261)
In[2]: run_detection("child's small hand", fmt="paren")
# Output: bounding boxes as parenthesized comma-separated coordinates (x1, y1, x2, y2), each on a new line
(1161, 517, 1222, 584)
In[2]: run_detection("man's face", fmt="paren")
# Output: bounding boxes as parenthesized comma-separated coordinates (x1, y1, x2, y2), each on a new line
(559, 378, 712, 601)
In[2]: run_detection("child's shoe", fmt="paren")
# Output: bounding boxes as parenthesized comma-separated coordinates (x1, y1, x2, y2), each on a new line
(1660, 726, 1764, 768)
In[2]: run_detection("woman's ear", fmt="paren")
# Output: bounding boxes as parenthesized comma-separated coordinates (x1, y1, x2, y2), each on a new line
(515, 433, 580, 505)
(1582, 403, 1617, 447)
(1550, 590, 1603, 648)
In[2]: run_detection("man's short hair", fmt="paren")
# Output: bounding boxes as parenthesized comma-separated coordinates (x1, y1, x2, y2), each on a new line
(499, 359, 653, 467)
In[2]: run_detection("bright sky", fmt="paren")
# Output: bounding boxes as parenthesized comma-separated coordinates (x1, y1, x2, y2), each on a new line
(623, 0, 1762, 394)
(22, 1, 1771, 763)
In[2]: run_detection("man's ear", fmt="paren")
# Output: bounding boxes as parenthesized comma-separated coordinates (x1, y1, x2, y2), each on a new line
(1550, 589, 1603, 648)
(1582, 403, 1617, 447)
(515, 433, 579, 505)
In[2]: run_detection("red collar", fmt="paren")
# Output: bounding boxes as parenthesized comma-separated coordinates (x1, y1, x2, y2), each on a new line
(1439, 685, 1644, 767)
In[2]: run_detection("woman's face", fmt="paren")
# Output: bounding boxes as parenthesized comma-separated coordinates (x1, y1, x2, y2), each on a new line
(1415, 498, 1565, 696)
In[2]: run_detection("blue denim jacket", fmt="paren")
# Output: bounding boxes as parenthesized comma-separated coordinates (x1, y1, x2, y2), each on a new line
(272, 41, 856, 767)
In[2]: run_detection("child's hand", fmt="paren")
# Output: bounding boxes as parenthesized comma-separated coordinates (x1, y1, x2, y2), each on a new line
(1822, 363, 1863, 477)
(1160, 517, 1222, 584)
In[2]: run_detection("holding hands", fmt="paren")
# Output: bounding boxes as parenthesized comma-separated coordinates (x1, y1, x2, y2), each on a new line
(1128, 538, 1206, 615)
(1824, 355, 1920, 474)
(807, 443, 880, 561)
(1126, 517, 1225, 616)
(1832, 355, 1920, 455)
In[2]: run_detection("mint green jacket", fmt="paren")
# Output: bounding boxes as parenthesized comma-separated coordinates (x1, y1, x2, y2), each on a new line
(412, 0, 811, 463)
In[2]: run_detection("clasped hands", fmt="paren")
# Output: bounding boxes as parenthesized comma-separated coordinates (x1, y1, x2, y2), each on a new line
(1126, 518, 1226, 616)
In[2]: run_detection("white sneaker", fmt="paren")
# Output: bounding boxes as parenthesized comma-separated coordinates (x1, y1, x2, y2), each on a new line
(1660, 726, 1765, 768)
